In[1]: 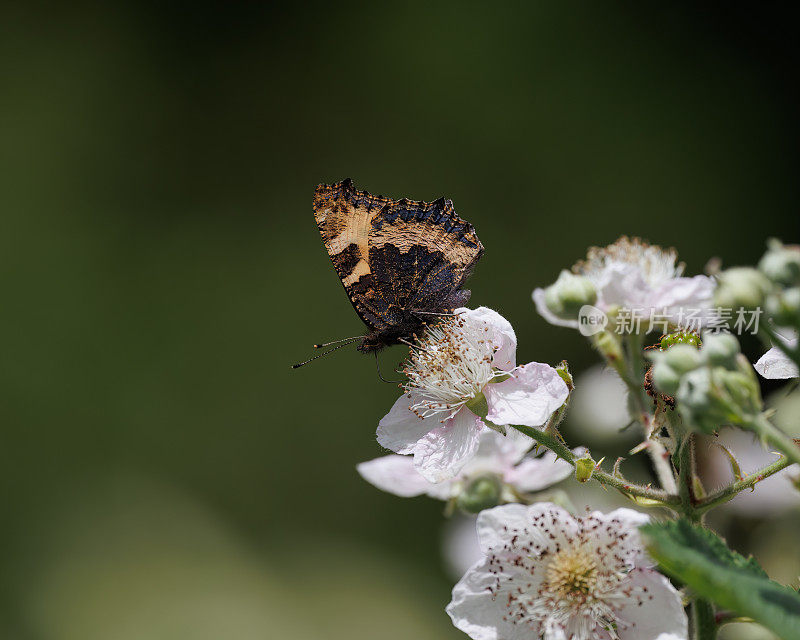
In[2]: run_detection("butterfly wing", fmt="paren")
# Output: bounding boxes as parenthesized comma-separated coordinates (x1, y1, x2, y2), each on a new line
(312, 179, 484, 341)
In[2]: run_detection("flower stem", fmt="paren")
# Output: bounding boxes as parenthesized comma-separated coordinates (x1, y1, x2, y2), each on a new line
(696, 454, 796, 514)
(619, 333, 678, 493)
(675, 429, 717, 638)
(677, 433, 701, 521)
(743, 413, 800, 467)
(509, 424, 680, 506)
(691, 598, 718, 640)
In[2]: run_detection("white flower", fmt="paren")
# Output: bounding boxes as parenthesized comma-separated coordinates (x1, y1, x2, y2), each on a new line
(377, 307, 569, 483)
(754, 329, 799, 379)
(358, 429, 576, 502)
(446, 503, 687, 640)
(533, 237, 715, 330)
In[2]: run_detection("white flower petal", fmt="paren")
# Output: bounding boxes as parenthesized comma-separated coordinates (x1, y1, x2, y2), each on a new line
(447, 559, 534, 640)
(532, 287, 580, 328)
(356, 455, 440, 497)
(648, 275, 717, 326)
(484, 362, 569, 428)
(376, 393, 437, 454)
(476, 502, 575, 555)
(594, 262, 650, 308)
(755, 346, 799, 379)
(504, 450, 573, 492)
(586, 508, 651, 568)
(413, 409, 483, 483)
(456, 306, 518, 370)
(616, 568, 688, 640)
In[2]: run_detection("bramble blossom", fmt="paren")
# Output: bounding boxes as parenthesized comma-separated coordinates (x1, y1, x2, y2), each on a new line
(358, 428, 576, 505)
(533, 236, 715, 331)
(376, 307, 569, 483)
(447, 503, 687, 640)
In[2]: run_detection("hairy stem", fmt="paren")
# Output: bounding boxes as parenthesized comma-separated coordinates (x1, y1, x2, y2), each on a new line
(692, 598, 718, 640)
(509, 424, 680, 506)
(696, 454, 796, 514)
(621, 333, 679, 493)
(743, 413, 800, 467)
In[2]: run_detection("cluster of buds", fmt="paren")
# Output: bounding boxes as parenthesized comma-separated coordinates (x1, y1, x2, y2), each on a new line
(646, 332, 762, 433)
(714, 239, 800, 326)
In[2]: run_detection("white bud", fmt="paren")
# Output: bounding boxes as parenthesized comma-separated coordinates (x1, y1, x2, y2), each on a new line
(713, 267, 771, 311)
(702, 333, 741, 369)
(758, 239, 800, 287)
(652, 361, 682, 396)
(663, 344, 704, 374)
(543, 270, 597, 320)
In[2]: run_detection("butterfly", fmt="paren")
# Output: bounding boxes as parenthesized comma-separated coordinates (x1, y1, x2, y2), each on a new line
(295, 178, 483, 365)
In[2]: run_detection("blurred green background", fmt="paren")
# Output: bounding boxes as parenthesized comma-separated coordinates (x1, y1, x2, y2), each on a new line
(1, 3, 798, 638)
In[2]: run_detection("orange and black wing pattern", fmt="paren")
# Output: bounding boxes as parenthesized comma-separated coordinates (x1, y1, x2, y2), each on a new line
(312, 178, 483, 349)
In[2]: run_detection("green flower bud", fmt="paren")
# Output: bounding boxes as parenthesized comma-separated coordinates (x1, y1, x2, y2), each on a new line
(651, 360, 682, 396)
(663, 344, 704, 374)
(574, 456, 596, 483)
(701, 332, 741, 370)
(765, 287, 800, 326)
(676, 363, 763, 434)
(713, 267, 772, 311)
(543, 270, 597, 320)
(758, 239, 800, 287)
(456, 474, 503, 514)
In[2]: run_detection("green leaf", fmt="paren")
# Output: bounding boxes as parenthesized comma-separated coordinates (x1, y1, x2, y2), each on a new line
(641, 519, 800, 639)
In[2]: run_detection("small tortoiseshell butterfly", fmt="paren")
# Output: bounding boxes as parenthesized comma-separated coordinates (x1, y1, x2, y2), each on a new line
(295, 178, 483, 365)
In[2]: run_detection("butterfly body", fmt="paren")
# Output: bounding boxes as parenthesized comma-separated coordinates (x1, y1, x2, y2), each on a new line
(312, 179, 484, 353)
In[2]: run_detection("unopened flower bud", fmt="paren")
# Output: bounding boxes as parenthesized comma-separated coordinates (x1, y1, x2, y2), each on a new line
(676, 363, 763, 434)
(701, 332, 741, 370)
(574, 456, 596, 483)
(543, 270, 597, 320)
(651, 361, 682, 396)
(758, 239, 800, 287)
(663, 344, 704, 374)
(713, 267, 772, 311)
(456, 474, 503, 514)
(765, 287, 800, 326)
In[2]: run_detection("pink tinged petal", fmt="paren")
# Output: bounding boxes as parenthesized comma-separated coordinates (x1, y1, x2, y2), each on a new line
(356, 455, 438, 498)
(457, 306, 518, 370)
(376, 393, 437, 454)
(755, 346, 799, 379)
(532, 287, 579, 328)
(484, 362, 569, 428)
(649, 275, 717, 326)
(596, 262, 651, 308)
(615, 568, 688, 640)
(447, 559, 535, 640)
(413, 409, 483, 483)
(504, 450, 573, 492)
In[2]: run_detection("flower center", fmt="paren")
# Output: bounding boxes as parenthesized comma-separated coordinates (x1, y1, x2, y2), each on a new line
(545, 546, 599, 599)
(574, 236, 682, 289)
(402, 315, 502, 419)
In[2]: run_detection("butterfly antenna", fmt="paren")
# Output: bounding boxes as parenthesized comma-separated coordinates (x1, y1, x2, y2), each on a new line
(292, 338, 360, 369)
(399, 337, 433, 354)
(313, 336, 362, 349)
(375, 353, 404, 384)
